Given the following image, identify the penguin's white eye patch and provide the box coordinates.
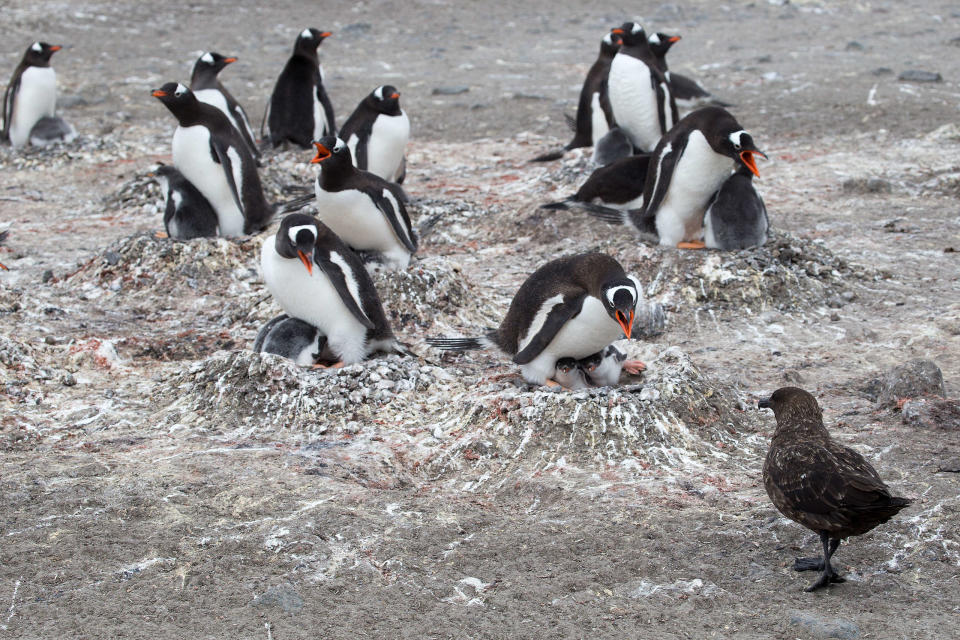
[301,28,313,39]
[631,23,642,34]
[288,224,316,245]
[729,130,745,149]
[374,86,384,100]
[333,138,345,152]
[174,83,188,97]
[606,285,636,307]
[31,42,43,53]
[603,33,613,45]
[201,52,214,64]
[649,33,661,45]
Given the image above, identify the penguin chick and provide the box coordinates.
[553,357,591,390]
[703,164,769,250]
[253,313,338,366]
[760,387,912,592]
[579,344,646,387]
[151,163,220,240]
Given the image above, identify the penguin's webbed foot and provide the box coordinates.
[676,240,706,250]
[311,361,346,369]
[622,359,646,375]
[544,379,562,388]
[154,231,169,239]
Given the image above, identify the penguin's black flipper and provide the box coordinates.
[371,187,417,253]
[513,293,587,365]
[313,247,376,330]
[530,149,565,163]
[208,137,245,215]
[539,199,572,211]
[635,136,686,231]
[1,74,21,142]
[278,193,316,214]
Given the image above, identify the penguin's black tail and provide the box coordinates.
[277,193,315,214]
[564,112,577,133]
[426,334,495,352]
[578,203,629,225]
[539,199,572,211]
[529,148,565,163]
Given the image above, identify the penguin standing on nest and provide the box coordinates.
[2,41,75,148]
[759,387,912,592]
[428,253,644,387]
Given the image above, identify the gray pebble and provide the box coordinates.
[41,269,54,283]
[432,86,470,95]
[898,70,943,83]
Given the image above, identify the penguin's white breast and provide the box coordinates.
[172,125,245,237]
[9,66,57,147]
[520,295,623,361]
[589,92,609,146]
[607,55,659,151]
[314,181,403,253]
[366,111,410,181]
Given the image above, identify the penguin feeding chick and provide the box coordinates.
[339,85,410,183]
[152,82,272,237]
[760,387,912,592]
[260,214,400,365]
[190,52,261,163]
[309,136,417,270]
[703,165,769,250]
[264,28,335,148]
[2,41,75,148]
[428,253,643,386]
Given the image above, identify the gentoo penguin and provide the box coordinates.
[309,135,417,270]
[647,33,730,111]
[428,253,642,386]
[630,106,766,248]
[565,31,620,151]
[253,313,337,366]
[264,28,335,148]
[759,387,912,592]
[190,52,261,163]
[2,42,70,148]
[28,116,75,147]
[151,163,220,240]
[152,82,271,237]
[579,344,646,387]
[339,85,410,183]
[703,165,769,250]
[260,214,399,364]
[553,357,590,391]
[542,153,651,213]
[607,22,678,153]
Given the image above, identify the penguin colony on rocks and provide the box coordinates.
[1,19,912,592]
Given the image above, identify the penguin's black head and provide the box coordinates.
[24,42,62,65]
[151,82,196,108]
[311,136,352,165]
[724,130,767,178]
[151,163,180,180]
[555,357,579,375]
[276,214,324,275]
[611,22,646,47]
[648,32,681,58]
[296,28,332,52]
[578,352,603,374]
[601,32,622,55]
[195,52,237,75]
[369,85,402,116]
[601,278,639,340]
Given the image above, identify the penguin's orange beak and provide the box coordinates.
[224,57,237,64]
[611,28,625,35]
[739,150,767,177]
[321,31,332,38]
[297,250,313,274]
[50,45,62,52]
[311,142,331,163]
[151,89,167,97]
[668,36,681,43]
[390,92,400,99]
[616,310,634,340]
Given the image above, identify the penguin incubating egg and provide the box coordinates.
[309,136,417,270]
[703,165,769,250]
[339,85,410,183]
[264,28,335,148]
[759,387,912,592]
[190,52,260,163]
[260,214,400,365]
[151,164,220,240]
[428,253,643,386]
[152,82,271,237]
[630,106,766,248]
[607,22,678,153]
[253,313,337,366]
[2,41,75,148]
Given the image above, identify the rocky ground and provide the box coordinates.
[2,0,959,638]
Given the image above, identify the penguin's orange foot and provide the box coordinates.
[0,261,8,271]
[154,231,169,239]
[622,359,646,375]
[677,240,705,250]
[544,379,562,388]
[311,361,345,369]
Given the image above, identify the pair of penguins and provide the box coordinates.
[260,217,646,390]
[542,22,769,250]
[2,42,76,148]
[151,28,410,246]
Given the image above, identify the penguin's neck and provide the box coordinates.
[316,158,354,189]
[190,69,219,90]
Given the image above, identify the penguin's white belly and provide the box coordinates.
[173,125,245,237]
[194,89,242,137]
[608,56,660,152]
[366,111,410,181]
[9,67,57,148]
[589,356,623,387]
[589,92,609,146]
[656,131,734,245]
[519,296,624,384]
[260,239,368,361]
[314,182,403,254]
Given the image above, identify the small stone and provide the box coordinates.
[830,312,840,322]
[61,373,77,387]
[872,67,894,76]
[898,70,943,83]
[871,359,945,406]
[41,269,54,283]
[845,41,864,51]
[789,611,861,640]
[432,86,470,96]
[104,251,121,266]
[826,296,844,309]
[252,584,304,614]
[937,458,960,473]
[902,398,960,430]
